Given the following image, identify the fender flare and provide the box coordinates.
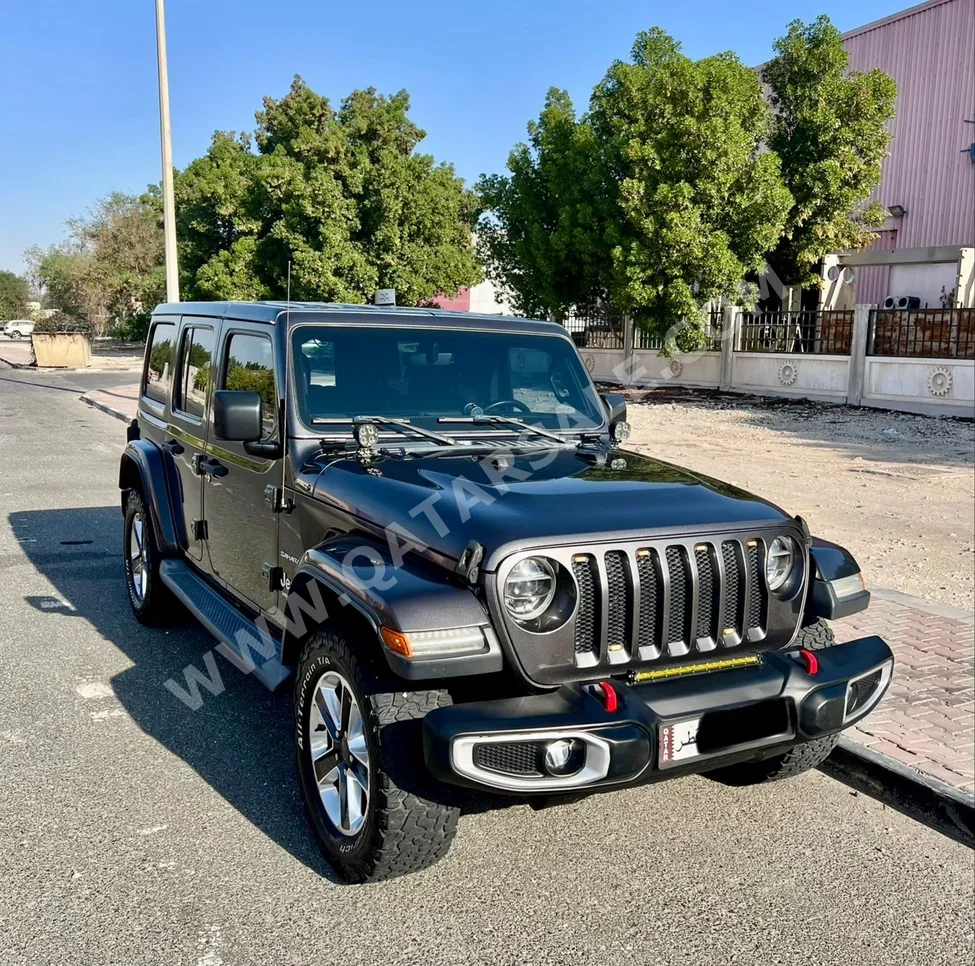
[118,440,183,553]
[806,537,870,621]
[280,535,501,681]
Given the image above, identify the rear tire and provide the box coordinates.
[294,626,459,882]
[707,619,840,786]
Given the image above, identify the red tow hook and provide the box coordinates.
[798,648,820,675]
[594,680,619,713]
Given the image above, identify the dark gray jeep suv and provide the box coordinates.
[119,301,893,882]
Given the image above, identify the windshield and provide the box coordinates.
[291,325,604,433]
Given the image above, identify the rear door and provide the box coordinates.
[202,325,282,613]
[168,319,217,560]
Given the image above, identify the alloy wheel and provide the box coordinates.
[308,670,370,836]
[128,512,148,601]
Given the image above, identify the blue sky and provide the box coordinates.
[0,0,907,273]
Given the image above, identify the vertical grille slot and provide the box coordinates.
[746,542,766,633]
[604,550,632,657]
[636,549,662,658]
[721,540,744,642]
[664,546,690,649]
[694,545,718,642]
[572,555,599,658]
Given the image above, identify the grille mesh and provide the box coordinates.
[636,551,661,651]
[474,742,542,776]
[665,547,688,646]
[605,550,630,653]
[573,556,598,656]
[721,541,743,640]
[695,547,717,641]
[747,544,763,630]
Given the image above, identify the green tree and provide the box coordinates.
[176,77,483,305]
[26,193,165,339]
[0,271,29,322]
[763,16,897,285]
[478,29,792,339]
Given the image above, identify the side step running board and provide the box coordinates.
[159,559,292,691]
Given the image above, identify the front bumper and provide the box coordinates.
[423,635,893,794]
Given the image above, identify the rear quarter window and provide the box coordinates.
[144,322,177,405]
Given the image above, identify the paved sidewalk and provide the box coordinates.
[80,383,975,802]
[835,590,974,796]
[80,383,139,422]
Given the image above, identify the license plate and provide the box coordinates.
[658,717,703,767]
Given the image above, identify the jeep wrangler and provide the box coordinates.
[119,301,893,882]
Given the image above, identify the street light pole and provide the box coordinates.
[154,0,179,303]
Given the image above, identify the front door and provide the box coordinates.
[168,320,216,560]
[202,327,281,614]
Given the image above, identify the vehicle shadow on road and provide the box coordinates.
[10,504,515,882]
[10,505,346,880]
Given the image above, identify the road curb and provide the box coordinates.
[820,736,974,849]
[80,393,132,424]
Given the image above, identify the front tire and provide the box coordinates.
[294,626,459,882]
[707,619,841,786]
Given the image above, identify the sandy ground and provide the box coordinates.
[621,389,975,611]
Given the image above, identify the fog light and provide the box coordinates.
[543,738,585,777]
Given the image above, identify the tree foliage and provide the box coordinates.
[176,77,482,304]
[478,29,792,337]
[26,193,165,338]
[763,17,896,285]
[0,271,29,322]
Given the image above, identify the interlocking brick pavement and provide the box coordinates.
[834,591,975,795]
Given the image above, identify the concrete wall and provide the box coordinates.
[862,357,975,416]
[730,352,851,402]
[887,262,960,308]
[581,306,974,419]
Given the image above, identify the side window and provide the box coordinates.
[144,321,176,405]
[174,326,214,420]
[223,333,276,433]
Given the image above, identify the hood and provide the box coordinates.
[310,446,791,570]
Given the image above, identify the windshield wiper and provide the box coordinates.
[311,415,458,447]
[437,414,566,443]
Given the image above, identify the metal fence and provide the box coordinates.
[562,313,626,349]
[561,308,723,352]
[867,308,975,359]
[738,310,854,355]
[633,308,723,351]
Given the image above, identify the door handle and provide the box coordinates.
[198,457,228,479]
[162,438,184,456]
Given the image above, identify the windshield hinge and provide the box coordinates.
[454,540,484,585]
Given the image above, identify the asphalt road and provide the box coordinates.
[1,361,972,966]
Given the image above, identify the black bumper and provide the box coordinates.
[423,636,893,794]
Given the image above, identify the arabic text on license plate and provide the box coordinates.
[659,717,702,767]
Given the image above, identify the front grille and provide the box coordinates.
[569,537,771,666]
[473,741,543,776]
[573,555,599,657]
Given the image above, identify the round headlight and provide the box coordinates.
[503,557,557,622]
[766,536,796,592]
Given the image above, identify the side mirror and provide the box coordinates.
[212,390,263,443]
[600,392,626,424]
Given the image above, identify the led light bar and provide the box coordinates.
[631,654,761,683]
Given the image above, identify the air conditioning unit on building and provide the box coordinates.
[895,296,920,310]
[883,297,896,309]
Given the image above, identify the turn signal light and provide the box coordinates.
[380,627,412,658]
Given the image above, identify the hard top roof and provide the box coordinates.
[153,300,564,336]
